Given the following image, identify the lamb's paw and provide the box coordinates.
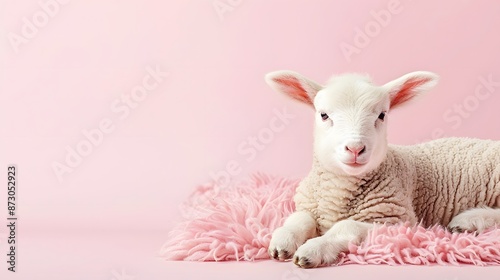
[448,208,500,233]
[268,227,301,261]
[292,237,339,269]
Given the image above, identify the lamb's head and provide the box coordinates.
[265,70,438,177]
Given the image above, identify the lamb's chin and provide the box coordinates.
[340,162,370,176]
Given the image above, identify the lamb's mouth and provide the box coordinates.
[343,162,366,168]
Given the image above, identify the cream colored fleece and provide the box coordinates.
[295,137,500,235]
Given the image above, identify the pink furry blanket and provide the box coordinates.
[160,174,500,265]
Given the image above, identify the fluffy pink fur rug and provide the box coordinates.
[160,174,500,265]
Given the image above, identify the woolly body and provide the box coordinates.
[297,138,500,235]
[265,69,500,268]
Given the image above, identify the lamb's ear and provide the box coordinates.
[383,71,439,109]
[265,70,323,107]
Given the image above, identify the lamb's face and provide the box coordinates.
[265,70,438,177]
[313,76,390,176]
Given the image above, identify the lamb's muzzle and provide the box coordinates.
[344,141,366,164]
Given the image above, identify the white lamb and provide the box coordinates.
[265,70,500,268]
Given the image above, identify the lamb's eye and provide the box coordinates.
[320,112,329,121]
[378,112,386,121]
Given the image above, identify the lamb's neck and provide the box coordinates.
[309,155,367,192]
[300,156,382,233]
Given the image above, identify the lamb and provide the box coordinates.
[264,70,500,268]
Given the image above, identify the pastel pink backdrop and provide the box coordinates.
[1,0,500,279]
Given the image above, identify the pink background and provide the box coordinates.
[1,0,500,279]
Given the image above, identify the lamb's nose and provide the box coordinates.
[345,144,366,156]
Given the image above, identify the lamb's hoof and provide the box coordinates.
[448,226,478,236]
[292,237,340,268]
[293,255,316,269]
[268,227,300,261]
[448,226,465,233]
[268,248,293,260]
[448,208,500,234]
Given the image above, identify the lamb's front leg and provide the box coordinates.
[268,211,317,261]
[293,219,373,268]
